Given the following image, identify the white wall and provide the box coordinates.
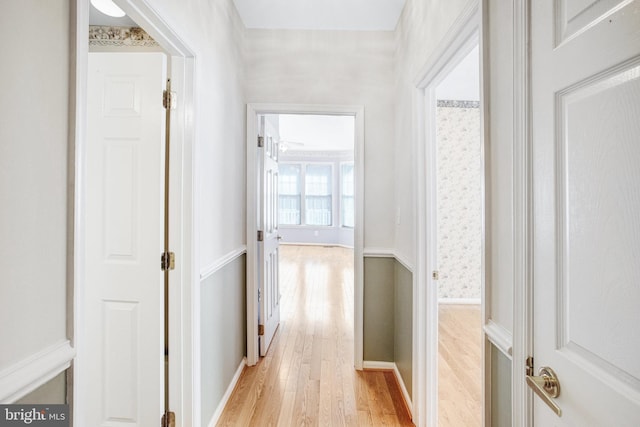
[0,0,70,382]
[244,29,396,249]
[150,0,247,267]
[393,0,473,263]
[394,0,514,340]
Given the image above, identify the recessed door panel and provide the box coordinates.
[558,62,640,388]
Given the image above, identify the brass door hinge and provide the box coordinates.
[161,251,175,271]
[257,230,264,242]
[162,89,176,110]
[258,324,264,336]
[432,270,439,280]
[161,411,175,427]
[526,355,534,377]
[258,136,264,148]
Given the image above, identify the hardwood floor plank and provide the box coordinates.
[216,246,414,426]
[438,304,482,427]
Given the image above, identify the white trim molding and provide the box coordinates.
[207,358,246,427]
[363,248,415,273]
[200,246,247,281]
[484,320,513,358]
[0,341,75,403]
[439,298,481,305]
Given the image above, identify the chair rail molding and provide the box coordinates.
[0,341,75,403]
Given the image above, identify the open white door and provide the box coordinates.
[85,52,166,426]
[530,1,640,425]
[258,115,281,356]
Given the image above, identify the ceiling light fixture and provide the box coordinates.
[91,0,126,18]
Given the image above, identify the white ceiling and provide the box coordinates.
[233,0,407,31]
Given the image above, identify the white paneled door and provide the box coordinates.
[258,116,281,356]
[531,1,640,425]
[86,52,166,426]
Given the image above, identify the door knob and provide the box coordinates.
[526,366,562,416]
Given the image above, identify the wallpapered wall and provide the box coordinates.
[436,101,482,300]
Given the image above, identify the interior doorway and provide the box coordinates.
[433,45,482,426]
[74,1,196,425]
[259,113,356,357]
[412,5,482,424]
[246,104,364,369]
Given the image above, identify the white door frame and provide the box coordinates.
[412,2,481,426]
[73,1,197,425]
[246,103,365,368]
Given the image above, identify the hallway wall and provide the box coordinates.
[0,0,72,403]
[147,1,247,424]
[244,29,396,250]
[393,0,473,262]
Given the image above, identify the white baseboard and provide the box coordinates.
[438,297,481,305]
[0,340,75,403]
[363,361,413,418]
[207,357,247,427]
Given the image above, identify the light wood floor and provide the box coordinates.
[217,245,413,426]
[438,304,482,427]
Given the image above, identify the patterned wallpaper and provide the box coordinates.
[436,102,482,300]
[89,25,158,47]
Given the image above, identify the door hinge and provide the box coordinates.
[432,270,439,280]
[258,136,264,148]
[258,324,264,336]
[161,251,175,271]
[162,89,176,110]
[257,230,264,241]
[161,411,175,427]
[526,355,534,377]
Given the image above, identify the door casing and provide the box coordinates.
[245,104,365,369]
[412,2,483,426]
[72,0,197,425]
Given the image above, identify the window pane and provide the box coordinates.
[279,164,301,225]
[341,164,354,227]
[305,164,332,225]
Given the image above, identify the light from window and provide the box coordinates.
[305,164,332,226]
[341,163,354,228]
[278,164,301,225]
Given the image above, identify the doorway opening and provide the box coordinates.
[434,44,482,427]
[246,104,364,369]
[412,4,482,425]
[74,1,196,425]
[260,113,355,356]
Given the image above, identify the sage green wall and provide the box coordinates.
[394,261,413,398]
[363,256,413,398]
[491,344,512,427]
[200,255,246,426]
[363,257,395,361]
[15,372,66,404]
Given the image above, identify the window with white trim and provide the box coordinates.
[278,164,301,225]
[341,163,354,228]
[304,164,333,226]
